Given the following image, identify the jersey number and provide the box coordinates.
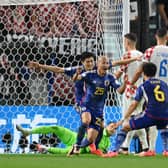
[154,85,165,102]
[94,87,104,95]
[159,59,168,77]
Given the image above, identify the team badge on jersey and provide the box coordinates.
[104,80,110,86]
[81,106,87,111]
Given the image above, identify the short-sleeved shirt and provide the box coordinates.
[134,78,168,120]
[143,45,168,83]
[80,70,121,116]
[64,66,85,104]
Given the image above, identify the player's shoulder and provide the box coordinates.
[145,46,155,53]
[159,79,168,87]
[123,50,142,58]
[130,50,143,55]
[106,72,115,77]
[144,78,164,87]
[65,65,83,71]
[155,45,168,51]
[64,66,85,75]
[143,46,156,59]
[106,72,118,81]
[81,70,96,77]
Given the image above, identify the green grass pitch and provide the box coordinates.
[0,154,168,168]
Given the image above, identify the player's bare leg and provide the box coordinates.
[67,112,91,157]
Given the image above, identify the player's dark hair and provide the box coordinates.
[124,33,137,43]
[156,28,167,38]
[142,62,157,77]
[80,52,96,62]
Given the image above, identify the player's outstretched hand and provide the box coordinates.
[28,61,40,69]
[72,67,83,81]
[135,55,143,61]
[115,120,124,127]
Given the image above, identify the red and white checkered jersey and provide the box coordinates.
[121,50,143,86]
[143,45,168,83]
[121,50,144,115]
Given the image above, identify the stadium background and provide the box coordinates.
[0,0,164,154]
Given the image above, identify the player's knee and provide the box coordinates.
[87,137,94,143]
[82,119,90,125]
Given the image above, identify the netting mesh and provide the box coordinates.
[0,0,129,153]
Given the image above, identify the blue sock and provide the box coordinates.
[95,128,103,149]
[76,123,88,145]
[160,129,168,151]
[80,138,91,148]
[113,130,127,152]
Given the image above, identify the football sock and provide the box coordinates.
[76,123,88,145]
[148,126,157,151]
[95,127,103,149]
[160,129,168,151]
[113,130,127,152]
[80,138,91,148]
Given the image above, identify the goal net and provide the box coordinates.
[0,0,129,153]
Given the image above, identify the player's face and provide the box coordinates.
[97,57,109,74]
[106,123,117,136]
[82,57,95,71]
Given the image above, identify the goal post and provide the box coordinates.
[0,0,129,153]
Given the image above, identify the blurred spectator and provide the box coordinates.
[0,53,31,105]
[49,3,78,37]
[0,2,98,38]
[76,1,98,38]
[28,3,79,37]
[12,5,28,34]
[0,6,13,34]
[28,4,51,37]
[156,0,168,29]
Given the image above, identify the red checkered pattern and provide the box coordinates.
[13,6,27,34]
[77,1,98,37]
[120,51,131,72]
[125,81,137,99]
[144,46,155,61]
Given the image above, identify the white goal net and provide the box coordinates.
[0,0,129,153]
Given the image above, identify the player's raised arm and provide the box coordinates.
[116,74,128,94]
[28,61,65,73]
[72,67,83,81]
[130,62,143,85]
[111,55,142,67]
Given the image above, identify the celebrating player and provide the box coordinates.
[67,56,128,156]
[28,51,141,155]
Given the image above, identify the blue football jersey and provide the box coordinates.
[81,70,121,112]
[64,66,85,104]
[134,78,168,120]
